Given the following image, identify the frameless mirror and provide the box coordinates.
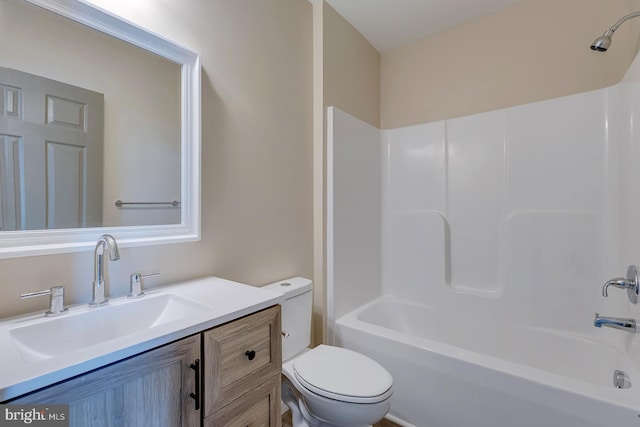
[0,0,200,257]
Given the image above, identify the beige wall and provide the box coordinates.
[0,0,313,318]
[381,0,640,129]
[312,0,325,346]
[323,2,380,128]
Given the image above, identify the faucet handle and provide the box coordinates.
[602,265,639,304]
[128,272,159,298]
[602,277,631,296]
[21,286,68,316]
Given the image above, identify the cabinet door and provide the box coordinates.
[12,335,201,427]
[203,305,281,417]
[204,374,280,427]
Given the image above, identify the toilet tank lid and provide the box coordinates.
[262,277,312,299]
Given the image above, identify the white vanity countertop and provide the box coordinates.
[0,276,284,402]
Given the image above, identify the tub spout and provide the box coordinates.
[594,313,636,333]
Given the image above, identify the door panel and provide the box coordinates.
[46,141,86,228]
[0,133,22,230]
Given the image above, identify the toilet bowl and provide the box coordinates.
[282,345,393,427]
[263,278,393,427]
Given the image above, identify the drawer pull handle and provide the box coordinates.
[245,350,256,361]
[189,359,200,411]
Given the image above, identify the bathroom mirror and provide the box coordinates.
[0,0,201,257]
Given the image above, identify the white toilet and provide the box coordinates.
[263,278,393,427]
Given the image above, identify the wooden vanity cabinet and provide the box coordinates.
[203,305,282,425]
[12,334,201,427]
[204,374,280,426]
[9,305,282,427]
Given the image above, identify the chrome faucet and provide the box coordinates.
[90,234,120,307]
[594,313,637,333]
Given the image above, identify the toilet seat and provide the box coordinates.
[292,345,393,404]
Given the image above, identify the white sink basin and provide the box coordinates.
[9,294,210,363]
[0,276,285,402]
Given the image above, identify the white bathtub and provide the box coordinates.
[334,297,640,427]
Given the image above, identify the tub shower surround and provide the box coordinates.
[327,62,640,425]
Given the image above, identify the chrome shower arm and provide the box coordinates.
[608,11,640,35]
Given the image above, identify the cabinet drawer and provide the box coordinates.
[204,305,281,416]
[204,374,280,427]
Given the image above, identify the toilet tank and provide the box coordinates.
[263,277,312,361]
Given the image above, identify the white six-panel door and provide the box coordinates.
[0,67,104,230]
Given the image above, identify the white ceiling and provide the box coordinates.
[325,0,526,53]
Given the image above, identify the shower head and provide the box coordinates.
[590,33,613,52]
[590,11,640,52]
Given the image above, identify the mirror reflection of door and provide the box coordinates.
[0,67,104,230]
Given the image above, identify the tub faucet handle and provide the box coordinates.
[602,265,639,304]
[602,278,632,296]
